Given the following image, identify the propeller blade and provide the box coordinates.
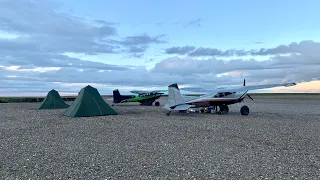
[247,94,254,101]
[243,79,246,86]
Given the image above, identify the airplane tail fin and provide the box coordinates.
[112,89,122,103]
[113,89,136,103]
[167,83,185,106]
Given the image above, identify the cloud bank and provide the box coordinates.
[165,41,320,57]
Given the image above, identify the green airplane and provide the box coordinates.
[112,89,167,106]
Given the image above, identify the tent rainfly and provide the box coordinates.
[38,89,69,109]
[63,85,118,117]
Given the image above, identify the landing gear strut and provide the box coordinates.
[219,105,229,114]
[165,105,250,116]
[140,100,155,106]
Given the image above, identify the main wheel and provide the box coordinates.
[155,101,160,106]
[166,111,171,116]
[240,105,249,115]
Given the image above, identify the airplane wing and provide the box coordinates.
[150,90,168,93]
[224,82,297,92]
[182,95,198,101]
[130,90,149,94]
[181,87,230,93]
[182,82,296,93]
[176,82,297,105]
[130,90,168,95]
[180,87,210,93]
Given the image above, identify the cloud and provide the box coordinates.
[0,0,129,74]
[119,34,166,46]
[115,34,167,54]
[0,0,165,65]
[2,38,320,94]
[150,50,320,89]
[188,48,248,57]
[0,51,131,71]
[151,56,296,76]
[2,46,319,93]
[164,40,320,57]
[0,63,236,95]
[184,18,201,28]
[252,42,264,44]
[0,0,118,54]
[94,19,118,26]
[165,46,196,54]
[250,40,320,56]
[145,58,155,63]
[1,46,319,95]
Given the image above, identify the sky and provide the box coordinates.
[1,0,320,96]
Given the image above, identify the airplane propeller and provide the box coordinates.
[243,79,253,101]
[246,94,254,101]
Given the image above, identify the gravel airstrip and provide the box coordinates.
[1,96,320,179]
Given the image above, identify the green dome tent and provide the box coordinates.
[63,85,118,117]
[38,89,69,109]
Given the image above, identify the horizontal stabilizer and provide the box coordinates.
[173,104,193,110]
[163,104,171,110]
[164,104,193,111]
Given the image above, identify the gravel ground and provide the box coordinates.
[0,97,320,179]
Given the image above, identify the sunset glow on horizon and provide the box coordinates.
[268,80,320,93]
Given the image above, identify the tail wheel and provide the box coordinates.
[155,101,160,106]
[240,105,249,115]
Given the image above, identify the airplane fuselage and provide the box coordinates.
[164,80,297,116]
[113,89,164,106]
[119,94,161,103]
[182,90,248,107]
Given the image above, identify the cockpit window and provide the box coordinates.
[214,92,224,98]
[224,92,233,96]
[214,92,235,98]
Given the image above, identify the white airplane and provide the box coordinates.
[163,79,297,116]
